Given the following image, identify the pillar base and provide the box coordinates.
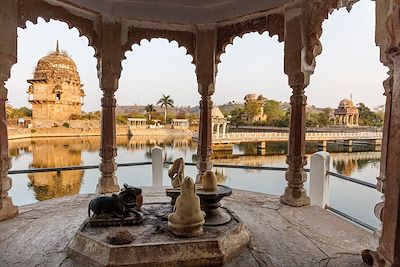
[0,197,18,221]
[280,187,310,207]
[362,249,400,267]
[96,176,119,194]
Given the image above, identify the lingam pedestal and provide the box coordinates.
[166,185,232,226]
[68,203,250,267]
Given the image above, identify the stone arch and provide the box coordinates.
[121,27,195,65]
[305,0,360,67]
[17,0,100,61]
[216,13,284,65]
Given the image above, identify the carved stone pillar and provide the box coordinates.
[96,20,122,193]
[0,82,18,221]
[195,29,216,181]
[0,0,18,220]
[363,2,400,265]
[281,82,310,207]
[372,70,392,248]
[280,4,313,207]
[97,91,119,193]
[370,48,400,267]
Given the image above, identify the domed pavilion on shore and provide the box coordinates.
[334,98,359,126]
[27,42,84,120]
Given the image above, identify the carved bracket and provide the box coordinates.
[305,0,359,67]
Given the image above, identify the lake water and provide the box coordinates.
[7,135,382,229]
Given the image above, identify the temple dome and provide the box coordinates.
[33,43,80,83]
[244,93,264,101]
[338,99,355,108]
[212,106,225,119]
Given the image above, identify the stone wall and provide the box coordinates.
[7,125,129,140]
[32,119,100,130]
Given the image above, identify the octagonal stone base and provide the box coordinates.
[68,203,250,267]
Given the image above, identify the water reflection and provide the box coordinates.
[8,137,380,205]
[27,140,84,200]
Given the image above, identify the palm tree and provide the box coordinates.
[157,94,174,123]
[145,104,156,120]
[6,104,13,119]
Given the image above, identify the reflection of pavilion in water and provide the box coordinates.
[213,143,381,177]
[126,136,195,154]
[25,139,84,200]
[331,152,381,176]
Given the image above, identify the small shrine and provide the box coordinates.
[212,106,229,137]
[68,158,249,266]
[334,99,359,126]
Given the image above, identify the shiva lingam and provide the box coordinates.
[168,176,205,236]
[88,183,143,227]
[166,158,232,226]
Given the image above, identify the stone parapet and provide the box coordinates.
[7,125,129,140]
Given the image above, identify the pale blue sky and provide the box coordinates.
[6,0,387,112]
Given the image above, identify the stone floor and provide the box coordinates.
[0,189,373,267]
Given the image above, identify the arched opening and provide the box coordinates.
[115,38,198,186]
[214,31,290,194]
[308,0,386,228]
[5,18,100,206]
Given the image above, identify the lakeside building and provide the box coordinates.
[212,106,229,137]
[241,93,267,123]
[172,119,190,129]
[127,118,147,129]
[334,99,360,126]
[27,42,84,120]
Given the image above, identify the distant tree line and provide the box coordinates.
[6,106,32,119]
[226,99,384,128]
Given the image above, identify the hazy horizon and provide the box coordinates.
[5,0,387,112]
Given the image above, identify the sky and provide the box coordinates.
[6,0,387,112]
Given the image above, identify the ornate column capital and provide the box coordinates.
[98,19,123,93]
[283,3,315,88]
[289,86,307,106]
[101,94,116,108]
[195,29,217,96]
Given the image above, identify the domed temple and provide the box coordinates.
[334,98,359,126]
[27,42,84,120]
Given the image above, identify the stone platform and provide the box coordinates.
[69,204,249,266]
[0,189,373,266]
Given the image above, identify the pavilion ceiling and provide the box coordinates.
[47,0,293,24]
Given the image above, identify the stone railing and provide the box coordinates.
[211,131,383,143]
[309,151,378,231]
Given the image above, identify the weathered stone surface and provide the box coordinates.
[277,204,373,259]
[0,189,372,267]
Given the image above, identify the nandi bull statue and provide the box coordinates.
[88,184,143,226]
